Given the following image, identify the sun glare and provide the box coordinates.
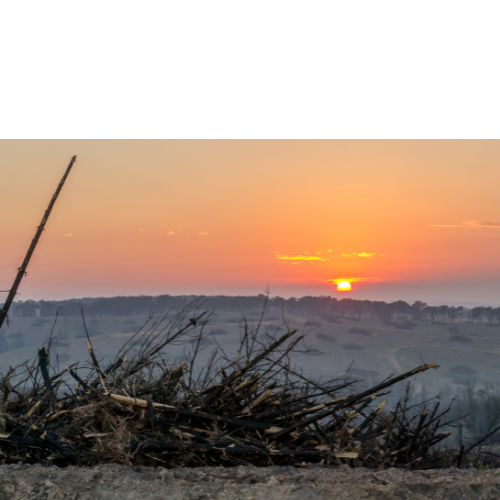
[337,280,352,292]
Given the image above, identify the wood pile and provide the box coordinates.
[0,306,475,469]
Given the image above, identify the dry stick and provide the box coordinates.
[0,155,77,330]
[351,398,388,438]
[130,440,332,458]
[67,367,100,397]
[407,411,429,456]
[271,362,437,440]
[240,385,277,415]
[456,443,465,468]
[218,375,262,401]
[108,393,279,432]
[134,369,175,397]
[38,347,53,392]
[464,422,500,455]
[120,311,208,380]
[80,307,101,371]
[275,360,359,401]
[203,328,299,405]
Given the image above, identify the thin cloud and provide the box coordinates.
[275,253,330,261]
[167,230,175,235]
[329,277,371,284]
[341,252,377,258]
[428,224,461,228]
[465,221,500,228]
[64,233,73,237]
[198,231,209,235]
[327,277,389,284]
[429,221,500,228]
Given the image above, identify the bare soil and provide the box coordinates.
[1,464,500,499]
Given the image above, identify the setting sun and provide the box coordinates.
[337,280,352,292]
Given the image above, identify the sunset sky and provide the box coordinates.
[2,140,500,305]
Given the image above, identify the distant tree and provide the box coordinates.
[471,307,485,322]
[436,305,449,322]
[270,296,286,312]
[484,307,496,324]
[396,301,412,320]
[411,301,427,321]
[447,306,464,323]
[424,306,438,322]
[15,300,38,317]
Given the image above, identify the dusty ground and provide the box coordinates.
[1,464,500,499]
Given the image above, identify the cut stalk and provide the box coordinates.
[0,156,76,330]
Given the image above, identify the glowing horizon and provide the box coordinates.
[2,140,500,304]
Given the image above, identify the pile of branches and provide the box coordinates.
[0,303,477,469]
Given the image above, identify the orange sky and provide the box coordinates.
[2,140,500,304]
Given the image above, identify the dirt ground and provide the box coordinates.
[1,464,500,500]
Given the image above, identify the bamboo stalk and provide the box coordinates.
[0,156,77,330]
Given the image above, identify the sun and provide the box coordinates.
[337,280,352,292]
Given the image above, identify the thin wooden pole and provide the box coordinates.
[0,155,77,330]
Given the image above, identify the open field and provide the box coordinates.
[2,311,500,398]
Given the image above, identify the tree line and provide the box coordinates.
[2,295,500,325]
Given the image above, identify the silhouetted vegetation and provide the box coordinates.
[343,343,364,350]
[349,328,371,336]
[450,335,472,343]
[316,332,336,343]
[325,316,342,324]
[304,320,323,327]
[5,296,500,331]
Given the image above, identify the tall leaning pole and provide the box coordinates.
[0,155,77,330]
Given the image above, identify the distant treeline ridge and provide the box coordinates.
[2,295,500,324]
